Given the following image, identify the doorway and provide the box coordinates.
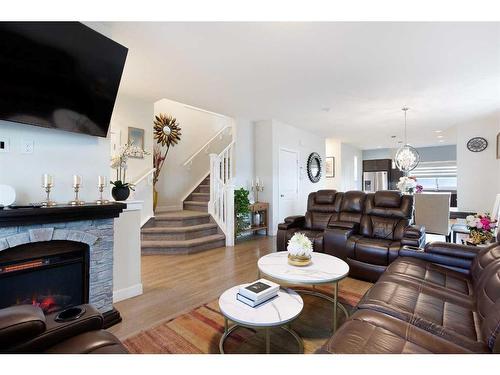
[278,148,299,225]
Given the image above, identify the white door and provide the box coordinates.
[279,148,299,223]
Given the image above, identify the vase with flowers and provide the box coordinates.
[397,176,422,195]
[465,213,497,245]
[287,232,314,266]
[110,142,148,201]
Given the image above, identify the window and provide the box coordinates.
[411,161,457,191]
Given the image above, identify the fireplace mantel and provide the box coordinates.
[0,203,126,227]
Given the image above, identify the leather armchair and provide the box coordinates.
[324,191,425,282]
[277,190,341,252]
[0,304,127,354]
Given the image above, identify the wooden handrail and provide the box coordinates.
[182,125,232,167]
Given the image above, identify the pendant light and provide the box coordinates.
[394,107,420,175]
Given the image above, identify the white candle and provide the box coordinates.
[256,177,260,186]
[98,176,106,186]
[73,175,82,187]
[42,174,53,187]
[251,179,254,188]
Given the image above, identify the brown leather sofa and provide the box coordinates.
[277,190,425,282]
[320,238,500,353]
[0,304,128,353]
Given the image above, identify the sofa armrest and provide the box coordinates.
[323,227,356,260]
[327,221,359,231]
[401,225,426,248]
[424,242,482,260]
[278,215,305,230]
[8,304,104,353]
[0,305,46,352]
[399,245,474,273]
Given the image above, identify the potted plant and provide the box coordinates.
[153,114,182,211]
[465,213,497,246]
[110,142,148,201]
[234,188,251,238]
[287,232,313,266]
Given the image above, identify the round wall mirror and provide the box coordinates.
[307,152,322,183]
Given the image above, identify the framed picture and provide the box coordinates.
[128,127,145,158]
[497,133,500,159]
[325,156,335,178]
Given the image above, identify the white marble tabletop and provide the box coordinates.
[219,285,303,327]
[258,252,349,284]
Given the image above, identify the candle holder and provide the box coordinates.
[69,184,85,206]
[252,181,264,203]
[41,185,57,207]
[96,184,109,205]
[41,174,57,207]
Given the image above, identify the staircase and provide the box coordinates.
[141,175,226,255]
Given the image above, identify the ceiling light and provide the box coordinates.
[321,107,331,112]
[394,107,420,175]
[438,140,445,143]
[434,130,443,133]
[437,135,444,138]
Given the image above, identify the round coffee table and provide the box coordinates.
[257,252,349,332]
[218,285,304,354]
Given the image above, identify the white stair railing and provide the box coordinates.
[209,141,235,246]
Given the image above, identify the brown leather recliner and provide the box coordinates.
[324,191,425,282]
[320,239,500,354]
[0,304,128,354]
[277,190,342,253]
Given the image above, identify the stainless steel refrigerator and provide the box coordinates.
[363,171,388,192]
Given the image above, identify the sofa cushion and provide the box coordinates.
[385,257,473,296]
[357,279,485,352]
[318,310,478,354]
[346,236,400,266]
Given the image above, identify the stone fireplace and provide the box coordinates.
[0,204,125,327]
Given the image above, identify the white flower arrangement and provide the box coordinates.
[287,232,313,257]
[397,176,417,193]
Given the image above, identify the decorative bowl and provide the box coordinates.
[288,254,312,266]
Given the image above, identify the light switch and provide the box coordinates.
[0,138,9,153]
[21,139,34,154]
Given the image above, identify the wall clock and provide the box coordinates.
[467,137,488,152]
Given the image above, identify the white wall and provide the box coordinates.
[109,93,154,224]
[325,138,342,190]
[254,119,326,235]
[0,120,109,204]
[341,143,363,191]
[456,114,500,212]
[233,118,254,190]
[154,99,233,210]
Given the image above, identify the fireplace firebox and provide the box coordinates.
[0,240,89,314]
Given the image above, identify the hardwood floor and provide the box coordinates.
[109,236,276,340]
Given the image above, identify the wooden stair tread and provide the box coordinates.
[141,234,225,248]
[154,210,210,220]
[184,201,208,206]
[142,223,217,233]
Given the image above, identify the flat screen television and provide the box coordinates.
[0,22,128,137]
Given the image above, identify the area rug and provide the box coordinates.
[123,279,370,354]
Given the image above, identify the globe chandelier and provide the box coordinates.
[394,107,420,175]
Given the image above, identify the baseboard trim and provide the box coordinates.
[113,283,143,303]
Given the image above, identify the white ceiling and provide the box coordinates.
[94,22,500,149]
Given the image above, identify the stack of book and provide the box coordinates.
[237,279,280,307]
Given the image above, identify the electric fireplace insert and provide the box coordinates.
[0,240,89,314]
